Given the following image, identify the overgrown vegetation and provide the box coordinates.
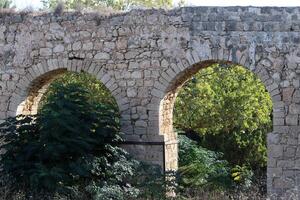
[0,0,11,8]
[39,71,118,110]
[0,81,137,199]
[0,64,270,199]
[42,0,173,10]
[176,136,266,199]
[173,64,271,198]
[174,64,272,170]
[0,73,168,199]
[178,135,232,190]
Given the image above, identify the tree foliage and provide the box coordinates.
[0,72,170,199]
[174,64,272,169]
[0,80,137,199]
[178,135,232,190]
[42,0,173,10]
[39,71,117,111]
[0,0,11,8]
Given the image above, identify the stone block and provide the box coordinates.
[282,87,295,103]
[273,177,294,189]
[131,71,142,79]
[125,51,139,59]
[268,167,282,178]
[295,159,300,169]
[293,90,300,103]
[53,44,64,53]
[286,114,298,126]
[82,42,93,50]
[284,146,297,158]
[39,48,52,56]
[289,104,300,115]
[135,120,147,127]
[127,87,137,97]
[277,160,295,168]
[151,88,164,98]
[94,52,110,60]
[273,117,285,126]
[268,132,281,144]
[72,41,82,51]
[269,144,283,158]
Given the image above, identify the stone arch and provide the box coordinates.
[149,51,281,171]
[15,68,66,115]
[7,58,129,118]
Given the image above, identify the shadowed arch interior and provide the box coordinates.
[16,69,67,115]
[15,68,120,117]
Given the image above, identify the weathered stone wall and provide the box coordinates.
[1,6,300,198]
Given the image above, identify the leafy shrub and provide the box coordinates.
[43,0,173,10]
[174,64,272,169]
[231,165,254,189]
[178,135,232,190]
[176,136,267,199]
[0,0,11,8]
[39,71,118,110]
[0,116,168,200]
[0,72,171,199]
[0,81,138,199]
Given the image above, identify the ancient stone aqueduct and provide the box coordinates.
[0,6,300,198]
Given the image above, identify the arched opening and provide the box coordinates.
[16,69,67,115]
[1,65,140,199]
[159,59,274,197]
[15,69,118,117]
[8,59,128,121]
[160,60,220,143]
[159,60,232,170]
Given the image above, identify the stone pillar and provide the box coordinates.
[165,140,178,170]
[121,142,165,168]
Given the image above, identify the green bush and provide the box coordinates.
[0,0,11,8]
[0,110,168,199]
[174,64,272,169]
[0,81,138,199]
[178,135,232,190]
[43,0,173,10]
[176,136,261,198]
[0,72,171,199]
[39,71,118,110]
[231,165,254,189]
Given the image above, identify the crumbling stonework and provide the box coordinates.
[0,6,300,198]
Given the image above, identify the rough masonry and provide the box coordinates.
[0,6,300,198]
